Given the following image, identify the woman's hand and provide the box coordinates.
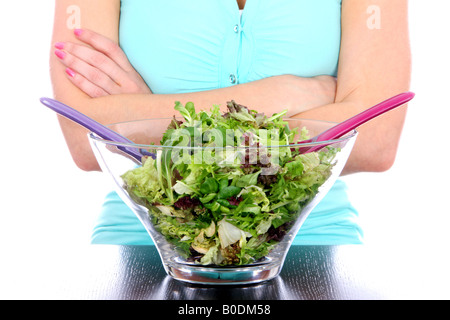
[54,28,151,98]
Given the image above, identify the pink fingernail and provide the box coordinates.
[65,68,75,78]
[74,28,83,37]
[54,42,65,50]
[55,49,66,60]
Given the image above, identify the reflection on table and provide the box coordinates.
[27,244,447,300]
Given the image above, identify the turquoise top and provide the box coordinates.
[91,0,363,246]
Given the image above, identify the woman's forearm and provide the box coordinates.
[293,97,408,175]
[57,75,336,171]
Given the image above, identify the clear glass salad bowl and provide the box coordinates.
[88,115,357,285]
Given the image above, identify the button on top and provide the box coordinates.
[229,74,237,84]
[233,24,239,33]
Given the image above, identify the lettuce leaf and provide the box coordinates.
[121,101,338,265]
[121,157,164,204]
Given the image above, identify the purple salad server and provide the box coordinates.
[298,91,415,154]
[39,97,155,163]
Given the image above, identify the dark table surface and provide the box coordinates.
[9,243,447,300]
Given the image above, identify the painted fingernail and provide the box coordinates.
[65,68,75,78]
[55,49,66,60]
[54,42,65,50]
[74,28,83,37]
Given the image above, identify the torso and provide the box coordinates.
[94,0,364,247]
[119,0,342,94]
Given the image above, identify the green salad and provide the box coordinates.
[121,101,338,266]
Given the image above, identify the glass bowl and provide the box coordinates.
[88,117,357,285]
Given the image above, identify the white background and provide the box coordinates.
[0,1,449,298]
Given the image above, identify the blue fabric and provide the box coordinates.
[91,0,363,245]
[119,0,342,93]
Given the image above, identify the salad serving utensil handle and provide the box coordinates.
[300,91,415,153]
[39,97,152,162]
